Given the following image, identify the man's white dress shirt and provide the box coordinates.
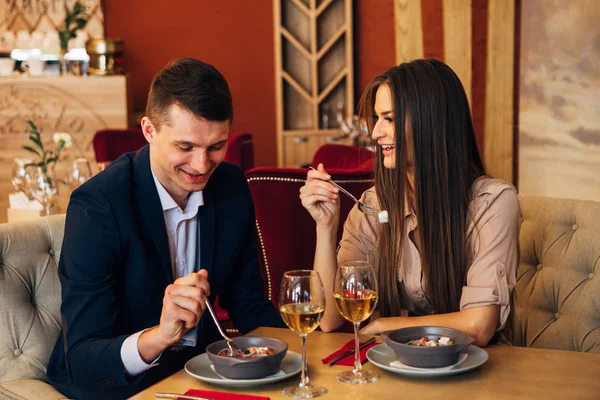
[120,169,204,375]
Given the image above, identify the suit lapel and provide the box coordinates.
[198,186,216,286]
[133,146,173,284]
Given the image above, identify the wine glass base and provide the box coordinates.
[283,384,328,398]
[336,369,380,384]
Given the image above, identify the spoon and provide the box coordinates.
[204,300,239,357]
[307,165,388,223]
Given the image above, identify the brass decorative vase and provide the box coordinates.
[86,38,124,75]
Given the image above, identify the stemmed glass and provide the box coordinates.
[333,261,379,384]
[28,167,59,216]
[279,270,327,398]
[67,157,93,189]
[11,158,33,197]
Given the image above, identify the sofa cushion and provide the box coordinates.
[0,215,65,383]
[0,378,66,400]
[514,196,600,352]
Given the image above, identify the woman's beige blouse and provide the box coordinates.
[337,176,520,329]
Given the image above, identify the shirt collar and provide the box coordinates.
[151,168,204,213]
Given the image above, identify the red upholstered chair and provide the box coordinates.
[312,143,375,172]
[247,167,374,332]
[93,128,146,163]
[224,133,254,172]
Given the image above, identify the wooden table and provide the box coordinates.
[130,327,600,400]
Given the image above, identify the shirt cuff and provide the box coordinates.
[180,326,198,347]
[120,329,161,376]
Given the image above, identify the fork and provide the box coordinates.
[204,300,239,357]
[308,166,380,218]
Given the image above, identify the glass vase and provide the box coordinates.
[59,48,68,76]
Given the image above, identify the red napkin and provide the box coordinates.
[181,389,269,400]
[320,339,379,366]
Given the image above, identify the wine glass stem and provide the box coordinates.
[299,333,309,388]
[44,202,51,216]
[353,322,361,373]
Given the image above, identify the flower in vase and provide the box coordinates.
[23,120,69,187]
[53,132,73,148]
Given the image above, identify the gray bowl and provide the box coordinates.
[205,337,288,379]
[381,326,474,368]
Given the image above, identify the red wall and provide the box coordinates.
[354,0,396,95]
[104,0,278,166]
[105,1,399,167]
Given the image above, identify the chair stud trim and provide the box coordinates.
[248,177,305,183]
[247,176,373,184]
[254,219,272,301]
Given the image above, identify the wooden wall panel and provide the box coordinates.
[443,0,472,105]
[484,0,515,183]
[392,0,515,183]
[394,0,424,63]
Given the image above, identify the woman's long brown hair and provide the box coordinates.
[359,59,486,317]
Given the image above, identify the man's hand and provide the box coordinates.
[138,270,210,363]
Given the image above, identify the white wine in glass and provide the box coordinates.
[280,303,324,334]
[279,270,327,398]
[333,261,379,384]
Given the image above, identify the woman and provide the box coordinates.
[300,59,519,347]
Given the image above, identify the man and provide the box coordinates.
[47,58,284,399]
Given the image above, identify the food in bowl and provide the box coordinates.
[217,346,274,358]
[406,336,454,347]
[381,326,474,368]
[206,337,288,379]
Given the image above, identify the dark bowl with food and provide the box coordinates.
[381,326,475,368]
[205,337,288,379]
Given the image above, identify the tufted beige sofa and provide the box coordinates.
[513,196,600,352]
[0,215,67,400]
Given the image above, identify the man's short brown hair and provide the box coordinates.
[145,58,233,130]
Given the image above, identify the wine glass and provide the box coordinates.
[333,260,379,384]
[68,157,93,189]
[11,158,33,197]
[28,167,59,216]
[279,270,327,398]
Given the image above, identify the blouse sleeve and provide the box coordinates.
[337,188,380,267]
[460,183,520,330]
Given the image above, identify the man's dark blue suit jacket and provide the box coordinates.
[47,145,284,399]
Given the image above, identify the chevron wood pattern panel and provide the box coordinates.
[0,0,104,40]
[274,0,354,167]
